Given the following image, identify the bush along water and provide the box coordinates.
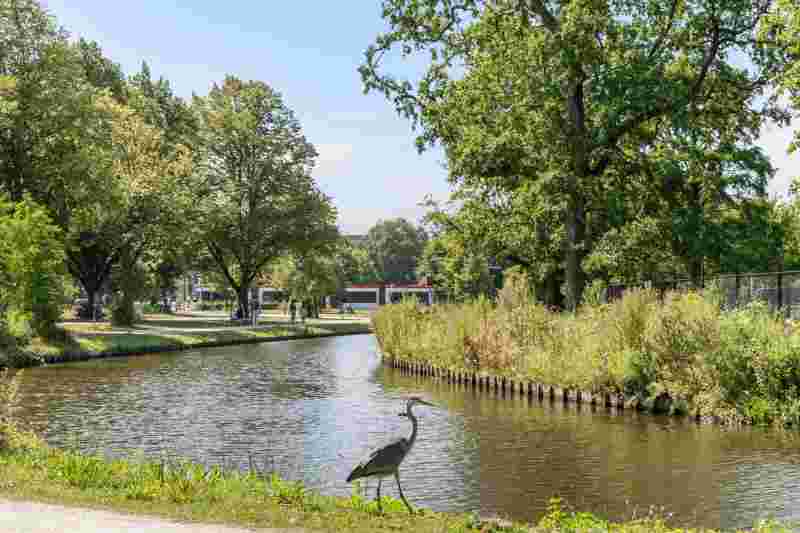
[372,280,800,427]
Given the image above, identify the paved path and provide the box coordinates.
[0,499,304,533]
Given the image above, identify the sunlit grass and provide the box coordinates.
[0,431,793,532]
[17,320,372,364]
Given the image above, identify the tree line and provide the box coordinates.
[3,0,800,351]
[0,0,350,346]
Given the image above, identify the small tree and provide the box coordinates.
[267,253,338,318]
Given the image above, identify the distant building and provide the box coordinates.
[343,281,435,310]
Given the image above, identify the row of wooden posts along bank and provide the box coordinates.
[385,357,702,421]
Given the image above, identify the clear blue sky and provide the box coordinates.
[43,1,797,234]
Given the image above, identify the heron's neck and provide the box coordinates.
[407,408,418,447]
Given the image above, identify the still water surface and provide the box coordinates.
[13,335,800,529]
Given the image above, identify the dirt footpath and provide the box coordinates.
[0,499,304,533]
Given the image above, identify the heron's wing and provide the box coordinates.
[346,438,408,481]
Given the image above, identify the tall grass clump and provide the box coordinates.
[712,301,800,425]
[373,282,800,426]
[1,369,43,452]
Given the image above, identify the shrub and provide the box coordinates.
[711,301,800,424]
[0,195,68,338]
[142,302,161,314]
[643,292,720,412]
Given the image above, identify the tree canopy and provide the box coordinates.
[362,0,797,308]
[365,218,427,283]
[191,76,338,317]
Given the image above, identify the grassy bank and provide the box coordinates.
[0,370,793,532]
[7,317,372,367]
[373,284,800,426]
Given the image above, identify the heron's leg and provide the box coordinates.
[394,471,413,514]
[376,478,382,513]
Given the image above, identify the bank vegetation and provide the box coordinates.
[374,272,800,427]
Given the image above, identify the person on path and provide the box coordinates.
[289,300,296,323]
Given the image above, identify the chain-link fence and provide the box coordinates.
[607,271,800,319]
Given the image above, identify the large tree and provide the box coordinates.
[192,76,337,318]
[0,0,97,205]
[0,1,181,323]
[361,0,793,309]
[64,94,192,321]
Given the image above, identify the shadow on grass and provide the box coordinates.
[307,322,373,334]
[134,319,259,329]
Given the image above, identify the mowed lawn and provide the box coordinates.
[23,312,373,360]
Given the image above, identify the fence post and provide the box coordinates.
[777,271,783,314]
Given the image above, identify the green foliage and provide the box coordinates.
[374,288,800,425]
[418,223,492,301]
[110,250,148,327]
[532,496,797,532]
[267,253,338,305]
[191,76,337,318]
[335,240,379,285]
[362,0,795,309]
[0,195,68,338]
[365,218,427,283]
[581,279,607,308]
[710,302,800,425]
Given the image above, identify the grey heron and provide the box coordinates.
[346,397,436,513]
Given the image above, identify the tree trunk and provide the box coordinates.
[112,249,141,327]
[565,74,588,312]
[564,191,586,311]
[537,269,563,309]
[84,283,98,321]
[236,284,250,319]
[688,256,703,290]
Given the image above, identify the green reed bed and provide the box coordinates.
[373,278,800,426]
[0,370,794,532]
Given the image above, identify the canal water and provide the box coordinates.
[11,335,800,529]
